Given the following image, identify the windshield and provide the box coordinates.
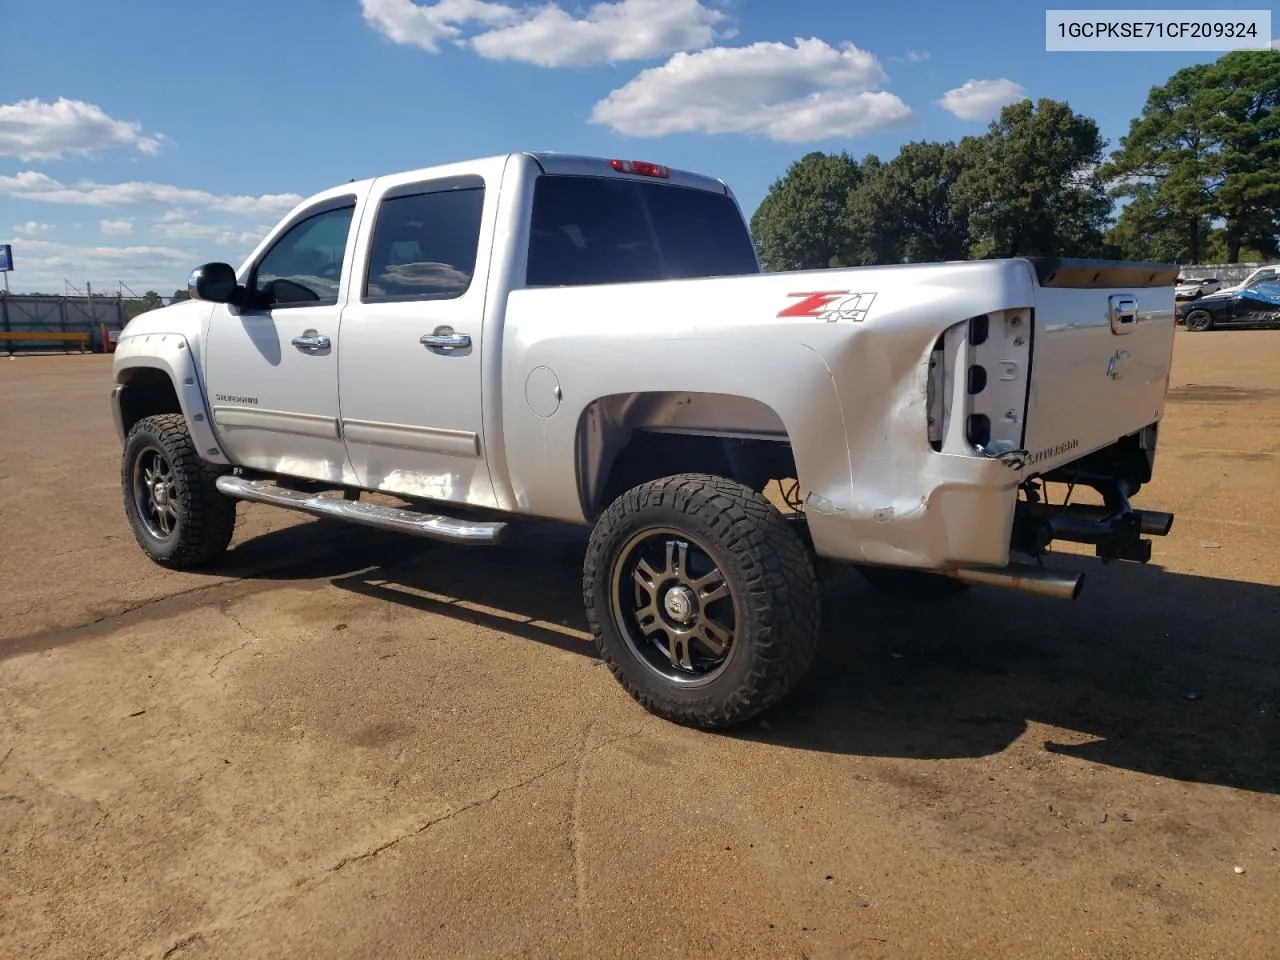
[526,174,760,287]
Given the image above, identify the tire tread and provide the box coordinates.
[122,413,236,569]
[583,473,820,729]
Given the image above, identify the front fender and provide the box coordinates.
[111,332,229,464]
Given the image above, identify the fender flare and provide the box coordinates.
[111,332,229,464]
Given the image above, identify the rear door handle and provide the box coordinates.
[420,332,471,350]
[291,335,330,351]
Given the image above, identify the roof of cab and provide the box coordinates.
[523,152,729,195]
[317,151,730,205]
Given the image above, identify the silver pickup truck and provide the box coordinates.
[111,151,1178,729]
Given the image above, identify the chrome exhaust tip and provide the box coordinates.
[1137,510,1174,537]
[945,562,1085,601]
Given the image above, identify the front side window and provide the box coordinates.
[364,186,485,301]
[252,204,355,308]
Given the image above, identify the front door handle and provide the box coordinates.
[291,335,330,351]
[420,332,471,350]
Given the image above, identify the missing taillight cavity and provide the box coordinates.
[927,334,946,450]
[967,414,991,448]
[967,364,987,395]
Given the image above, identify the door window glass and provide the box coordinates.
[253,204,355,307]
[365,187,485,301]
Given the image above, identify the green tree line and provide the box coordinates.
[750,49,1280,270]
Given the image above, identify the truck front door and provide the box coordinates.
[203,193,363,484]
[336,165,500,506]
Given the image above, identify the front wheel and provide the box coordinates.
[122,414,237,569]
[583,473,821,729]
[1185,309,1213,332]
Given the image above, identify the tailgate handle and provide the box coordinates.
[1109,296,1137,335]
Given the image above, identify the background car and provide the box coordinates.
[1177,278,1280,331]
[1214,264,1279,296]
[1175,276,1222,300]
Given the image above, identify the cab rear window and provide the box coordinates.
[526,175,759,287]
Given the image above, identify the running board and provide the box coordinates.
[215,476,508,545]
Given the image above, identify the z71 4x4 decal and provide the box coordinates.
[778,290,878,322]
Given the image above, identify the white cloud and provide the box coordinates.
[0,236,193,293]
[589,38,914,142]
[14,221,50,235]
[899,49,930,63]
[0,98,163,161]
[361,0,521,53]
[363,0,727,66]
[470,0,727,67]
[937,78,1028,121]
[2,238,189,265]
[155,220,270,247]
[1271,37,1279,48]
[100,218,134,236]
[0,171,302,216]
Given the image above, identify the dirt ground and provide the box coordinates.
[1,331,1278,960]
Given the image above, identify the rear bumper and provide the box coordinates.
[807,429,1174,573]
[805,453,1022,569]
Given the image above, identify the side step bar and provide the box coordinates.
[944,562,1084,601]
[215,476,509,545]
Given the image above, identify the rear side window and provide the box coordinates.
[365,185,485,301]
[526,175,759,287]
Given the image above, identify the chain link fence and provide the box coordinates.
[0,294,144,354]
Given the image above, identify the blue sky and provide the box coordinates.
[1,0,1273,293]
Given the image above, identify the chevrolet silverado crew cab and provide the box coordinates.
[111,152,1179,729]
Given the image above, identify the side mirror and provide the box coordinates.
[188,262,240,304]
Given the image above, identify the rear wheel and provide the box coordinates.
[1185,309,1213,332]
[122,414,237,569]
[583,473,821,729]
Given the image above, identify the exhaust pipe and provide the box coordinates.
[945,561,1085,601]
[1138,510,1174,537]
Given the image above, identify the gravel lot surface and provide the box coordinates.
[2,332,1277,959]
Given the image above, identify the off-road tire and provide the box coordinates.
[855,564,970,600]
[122,413,237,569]
[583,473,821,729]
[1185,309,1213,332]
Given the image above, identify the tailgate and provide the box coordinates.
[1019,259,1178,473]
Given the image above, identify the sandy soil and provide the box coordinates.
[1,331,1277,960]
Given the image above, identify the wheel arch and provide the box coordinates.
[574,391,799,520]
[111,334,229,464]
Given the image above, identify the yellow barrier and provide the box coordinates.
[0,331,91,353]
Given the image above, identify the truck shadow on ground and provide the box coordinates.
[227,517,1280,796]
